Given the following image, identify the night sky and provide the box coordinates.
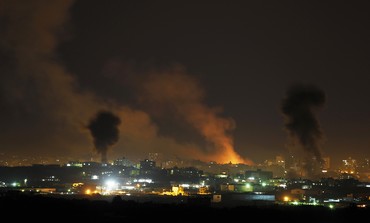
[1,0,369,166]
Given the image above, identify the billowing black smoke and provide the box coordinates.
[88,111,121,163]
[281,84,326,175]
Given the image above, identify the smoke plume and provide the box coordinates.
[88,111,121,163]
[281,83,326,176]
[139,67,251,164]
[0,1,250,164]
[0,0,102,157]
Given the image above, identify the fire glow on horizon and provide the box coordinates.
[0,0,253,165]
[206,142,253,165]
[140,69,253,165]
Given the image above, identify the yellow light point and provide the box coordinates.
[283,196,290,202]
[85,189,91,195]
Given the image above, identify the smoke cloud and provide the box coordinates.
[0,1,217,164]
[0,0,253,166]
[139,67,251,164]
[0,0,102,157]
[88,111,121,163]
[281,83,326,176]
[112,107,204,162]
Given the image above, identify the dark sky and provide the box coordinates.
[1,0,369,166]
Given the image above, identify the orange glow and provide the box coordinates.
[181,137,254,165]
[220,143,252,164]
[284,196,290,202]
[85,189,91,195]
[206,139,253,165]
[141,70,254,165]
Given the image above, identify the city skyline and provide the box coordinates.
[1,1,369,168]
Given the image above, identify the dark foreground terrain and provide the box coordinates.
[1,193,369,222]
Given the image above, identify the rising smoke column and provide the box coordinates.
[0,0,219,162]
[139,67,252,164]
[88,111,121,163]
[281,84,326,175]
[0,0,103,156]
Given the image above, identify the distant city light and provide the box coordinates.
[121,186,135,190]
[134,179,153,183]
[105,180,118,191]
[283,196,290,202]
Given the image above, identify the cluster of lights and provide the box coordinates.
[134,178,153,183]
[105,180,119,190]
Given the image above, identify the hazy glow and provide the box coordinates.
[141,70,253,165]
[134,179,152,183]
[105,180,118,191]
[208,143,253,164]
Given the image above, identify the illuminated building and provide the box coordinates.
[322,157,330,170]
[245,169,273,182]
[66,161,83,167]
[140,159,155,169]
[340,157,357,175]
[139,159,156,175]
[148,153,160,161]
[276,155,285,167]
[113,157,133,167]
